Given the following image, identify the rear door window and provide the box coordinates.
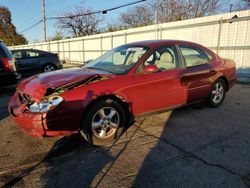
[179,46,209,67]
[24,51,40,59]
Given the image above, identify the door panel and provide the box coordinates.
[131,45,189,115]
[20,58,42,71]
[179,45,216,103]
[16,51,42,73]
[132,68,187,115]
[181,64,216,103]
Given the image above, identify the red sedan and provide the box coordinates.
[8,40,236,145]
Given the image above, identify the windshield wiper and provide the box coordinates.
[84,67,114,74]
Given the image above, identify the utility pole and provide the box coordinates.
[42,0,47,42]
[145,1,158,39]
[154,7,158,39]
[230,4,234,13]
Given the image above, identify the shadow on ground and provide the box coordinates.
[0,84,16,121]
[2,120,140,187]
[132,103,250,187]
[2,133,94,187]
[2,85,250,187]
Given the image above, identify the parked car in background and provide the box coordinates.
[9,40,236,146]
[11,49,63,76]
[0,41,20,86]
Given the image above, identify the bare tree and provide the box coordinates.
[244,0,250,8]
[106,22,125,32]
[236,0,250,10]
[48,31,64,41]
[154,0,187,22]
[119,4,154,28]
[56,7,101,37]
[118,0,222,30]
[184,0,222,18]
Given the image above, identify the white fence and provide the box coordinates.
[11,10,250,80]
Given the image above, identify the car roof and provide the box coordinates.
[126,40,216,56]
[11,49,41,52]
[125,40,205,48]
[11,49,51,54]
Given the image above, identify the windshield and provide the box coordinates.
[84,45,149,74]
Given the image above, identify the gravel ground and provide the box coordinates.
[0,84,250,188]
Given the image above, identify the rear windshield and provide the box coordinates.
[0,42,12,58]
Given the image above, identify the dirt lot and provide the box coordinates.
[0,84,250,188]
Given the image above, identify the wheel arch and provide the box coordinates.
[83,94,134,124]
[42,63,56,70]
[218,76,229,91]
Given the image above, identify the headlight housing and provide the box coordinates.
[28,96,64,113]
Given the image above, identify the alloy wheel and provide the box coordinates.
[212,82,224,104]
[44,65,55,72]
[91,107,120,139]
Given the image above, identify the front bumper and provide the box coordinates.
[8,93,76,137]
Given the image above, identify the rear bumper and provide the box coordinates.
[8,93,77,137]
[57,62,63,69]
[229,76,237,89]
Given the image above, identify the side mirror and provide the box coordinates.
[144,64,158,74]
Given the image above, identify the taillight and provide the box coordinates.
[1,58,14,71]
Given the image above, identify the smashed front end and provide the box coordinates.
[8,73,112,137]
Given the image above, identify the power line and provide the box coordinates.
[19,0,146,33]
[20,20,43,33]
[46,0,66,6]
[47,0,146,20]
[46,0,83,17]
[19,0,82,31]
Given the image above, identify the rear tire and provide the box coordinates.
[206,79,226,108]
[43,64,56,72]
[80,99,126,146]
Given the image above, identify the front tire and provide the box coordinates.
[80,99,126,146]
[206,79,226,108]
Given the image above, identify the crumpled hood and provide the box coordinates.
[17,68,113,102]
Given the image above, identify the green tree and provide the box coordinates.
[0,6,27,46]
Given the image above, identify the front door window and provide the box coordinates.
[140,45,179,74]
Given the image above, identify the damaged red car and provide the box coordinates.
[8,40,236,145]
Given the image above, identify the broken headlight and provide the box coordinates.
[28,96,64,113]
